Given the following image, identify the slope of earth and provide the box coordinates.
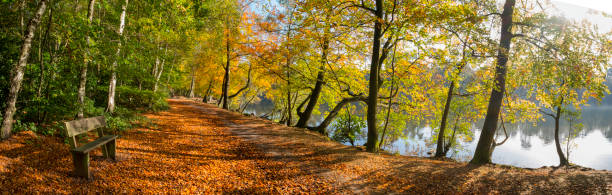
[1,99,610,194]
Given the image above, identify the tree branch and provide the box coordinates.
[539,109,556,118]
[228,64,252,99]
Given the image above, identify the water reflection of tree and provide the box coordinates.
[580,107,612,141]
[402,125,424,140]
[500,107,612,146]
[246,96,612,144]
[520,132,532,149]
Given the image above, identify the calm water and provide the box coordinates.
[244,102,612,170]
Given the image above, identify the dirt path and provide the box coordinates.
[1,99,611,194]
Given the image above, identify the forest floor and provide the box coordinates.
[1,99,611,194]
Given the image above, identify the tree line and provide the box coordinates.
[0,0,210,139]
[1,0,611,167]
[192,0,611,166]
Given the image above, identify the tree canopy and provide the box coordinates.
[1,0,611,169]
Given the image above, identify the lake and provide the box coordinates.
[244,101,612,170]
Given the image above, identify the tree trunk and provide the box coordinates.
[469,0,515,165]
[203,79,213,103]
[41,40,59,124]
[1,0,48,140]
[152,56,159,83]
[36,19,46,123]
[37,11,48,98]
[379,44,397,150]
[153,57,164,92]
[221,33,230,109]
[435,82,455,157]
[435,41,468,157]
[228,63,252,100]
[78,0,96,118]
[286,75,292,125]
[37,6,52,98]
[106,0,129,114]
[19,0,25,37]
[296,37,328,128]
[153,46,167,92]
[188,65,195,98]
[378,85,393,149]
[554,99,569,166]
[313,96,366,134]
[365,0,383,152]
[443,118,459,155]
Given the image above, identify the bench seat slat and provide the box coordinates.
[72,135,118,154]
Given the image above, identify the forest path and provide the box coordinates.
[1,99,610,194]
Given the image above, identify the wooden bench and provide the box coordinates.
[64,116,117,179]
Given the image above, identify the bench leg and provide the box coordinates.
[105,139,116,161]
[101,144,109,159]
[71,151,90,179]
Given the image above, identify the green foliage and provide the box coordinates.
[104,107,135,132]
[83,98,105,116]
[106,115,133,132]
[331,110,366,146]
[377,110,408,149]
[11,120,55,136]
[12,120,37,133]
[0,0,198,139]
[116,86,169,112]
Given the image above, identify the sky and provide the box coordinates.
[548,1,612,33]
[552,0,612,13]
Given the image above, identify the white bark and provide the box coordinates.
[152,56,159,79]
[153,57,165,92]
[1,0,48,140]
[78,0,96,118]
[106,0,129,114]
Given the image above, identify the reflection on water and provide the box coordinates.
[244,102,612,170]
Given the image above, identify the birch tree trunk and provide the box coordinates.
[106,0,129,114]
[153,46,167,92]
[78,0,96,118]
[152,56,159,83]
[1,0,49,140]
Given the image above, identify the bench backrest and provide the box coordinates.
[64,116,106,137]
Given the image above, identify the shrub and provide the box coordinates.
[116,86,169,111]
[331,112,366,146]
[83,98,105,117]
[105,107,134,132]
[12,120,37,133]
